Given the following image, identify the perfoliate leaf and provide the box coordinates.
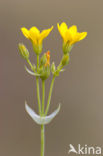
[25,101,61,125]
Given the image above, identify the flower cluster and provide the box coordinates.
[19,22,87,80]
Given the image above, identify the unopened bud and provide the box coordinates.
[18,43,29,59]
[40,66,50,80]
[45,51,50,67]
[40,54,47,66]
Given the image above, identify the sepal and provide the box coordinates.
[51,62,56,74]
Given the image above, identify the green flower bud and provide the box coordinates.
[40,54,47,66]
[40,66,50,80]
[61,54,69,66]
[51,62,56,74]
[63,42,73,54]
[18,43,29,59]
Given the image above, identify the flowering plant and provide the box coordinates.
[18,22,87,156]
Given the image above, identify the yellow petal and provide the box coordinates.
[29,27,40,34]
[68,25,77,37]
[69,32,87,45]
[78,32,87,41]
[28,27,40,44]
[21,27,30,39]
[39,26,53,44]
[57,22,68,39]
[65,30,72,43]
[29,27,40,39]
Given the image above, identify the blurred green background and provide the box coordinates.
[0,0,103,156]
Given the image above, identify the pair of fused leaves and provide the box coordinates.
[25,102,61,125]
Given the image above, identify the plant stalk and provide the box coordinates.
[41,79,45,156]
[36,54,41,114]
[41,124,45,156]
[42,80,45,115]
[45,75,55,115]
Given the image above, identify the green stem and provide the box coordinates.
[36,77,41,114]
[37,54,39,70]
[45,75,55,115]
[36,55,45,156]
[36,54,41,114]
[27,59,33,70]
[42,80,45,115]
[41,125,45,156]
[41,79,45,156]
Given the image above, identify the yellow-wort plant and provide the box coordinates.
[18,22,87,156]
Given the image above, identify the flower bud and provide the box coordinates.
[45,51,50,67]
[40,54,47,66]
[63,42,73,54]
[18,43,29,59]
[40,66,50,80]
[39,51,51,80]
[51,62,56,74]
[61,54,69,66]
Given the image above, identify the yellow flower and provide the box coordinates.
[21,26,53,46]
[57,22,87,45]
[21,26,53,54]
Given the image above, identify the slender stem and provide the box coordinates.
[42,80,45,115]
[36,77,41,114]
[27,59,33,70]
[37,54,39,70]
[45,75,55,115]
[41,79,45,156]
[36,55,45,156]
[41,125,45,156]
[36,54,41,115]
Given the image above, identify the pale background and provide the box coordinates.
[0,0,103,156]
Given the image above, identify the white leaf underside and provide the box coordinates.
[25,101,61,125]
[25,66,40,76]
